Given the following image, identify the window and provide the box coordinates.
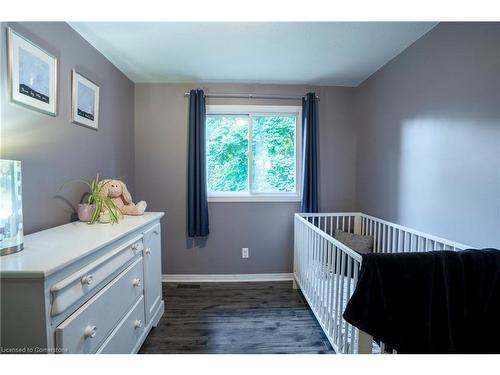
[206,105,302,202]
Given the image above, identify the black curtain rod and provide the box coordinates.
[183,92,320,101]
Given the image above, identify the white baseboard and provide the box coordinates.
[162,273,294,283]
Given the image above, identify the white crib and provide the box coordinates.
[293,212,471,354]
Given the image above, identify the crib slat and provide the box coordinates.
[327,243,334,335]
[390,227,395,253]
[326,242,332,331]
[382,224,387,253]
[319,236,324,321]
[321,236,327,321]
[352,261,360,352]
[315,235,320,316]
[385,224,389,252]
[305,227,309,293]
[307,224,311,290]
[379,222,383,252]
[337,251,345,348]
[329,246,336,337]
[343,257,353,351]
[376,222,380,252]
[304,227,308,293]
[313,232,318,309]
[312,231,315,305]
[302,222,306,281]
[316,234,322,310]
[332,247,341,338]
[314,234,319,313]
[302,225,305,288]
[319,235,323,312]
[300,223,303,274]
[378,222,382,252]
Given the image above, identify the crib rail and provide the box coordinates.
[299,212,357,237]
[358,213,470,253]
[294,213,368,354]
[293,212,473,354]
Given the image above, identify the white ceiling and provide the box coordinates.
[69,22,437,87]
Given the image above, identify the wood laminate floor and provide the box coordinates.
[139,281,335,354]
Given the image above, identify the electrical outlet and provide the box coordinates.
[242,248,249,258]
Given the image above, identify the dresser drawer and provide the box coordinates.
[50,236,144,317]
[55,256,144,354]
[96,295,146,354]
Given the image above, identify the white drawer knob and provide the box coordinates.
[145,248,151,255]
[134,319,142,329]
[84,325,97,339]
[81,275,94,285]
[133,278,141,287]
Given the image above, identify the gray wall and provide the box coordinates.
[6,21,498,274]
[355,22,500,248]
[0,22,135,234]
[134,83,356,274]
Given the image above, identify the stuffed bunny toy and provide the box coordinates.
[99,179,147,222]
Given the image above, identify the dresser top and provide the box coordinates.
[0,212,164,279]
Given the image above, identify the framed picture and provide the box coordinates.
[7,27,58,116]
[71,70,100,130]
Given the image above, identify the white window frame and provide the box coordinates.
[206,105,302,203]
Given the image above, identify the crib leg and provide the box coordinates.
[292,278,299,290]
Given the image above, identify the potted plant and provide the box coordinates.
[62,174,122,224]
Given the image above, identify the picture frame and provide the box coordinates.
[7,27,58,116]
[71,69,100,130]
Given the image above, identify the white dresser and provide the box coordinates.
[0,212,165,354]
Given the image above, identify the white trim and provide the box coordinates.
[208,195,300,203]
[206,105,302,114]
[162,273,294,283]
[206,104,302,203]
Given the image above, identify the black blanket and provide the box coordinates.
[343,249,500,353]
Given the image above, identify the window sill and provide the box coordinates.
[208,195,301,203]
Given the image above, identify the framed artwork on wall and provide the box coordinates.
[7,27,58,116]
[72,69,100,130]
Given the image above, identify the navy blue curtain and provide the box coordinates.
[300,92,319,213]
[187,89,209,237]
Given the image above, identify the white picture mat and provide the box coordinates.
[72,70,100,130]
[8,28,57,116]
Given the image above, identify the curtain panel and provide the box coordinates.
[187,89,209,237]
[300,92,319,213]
